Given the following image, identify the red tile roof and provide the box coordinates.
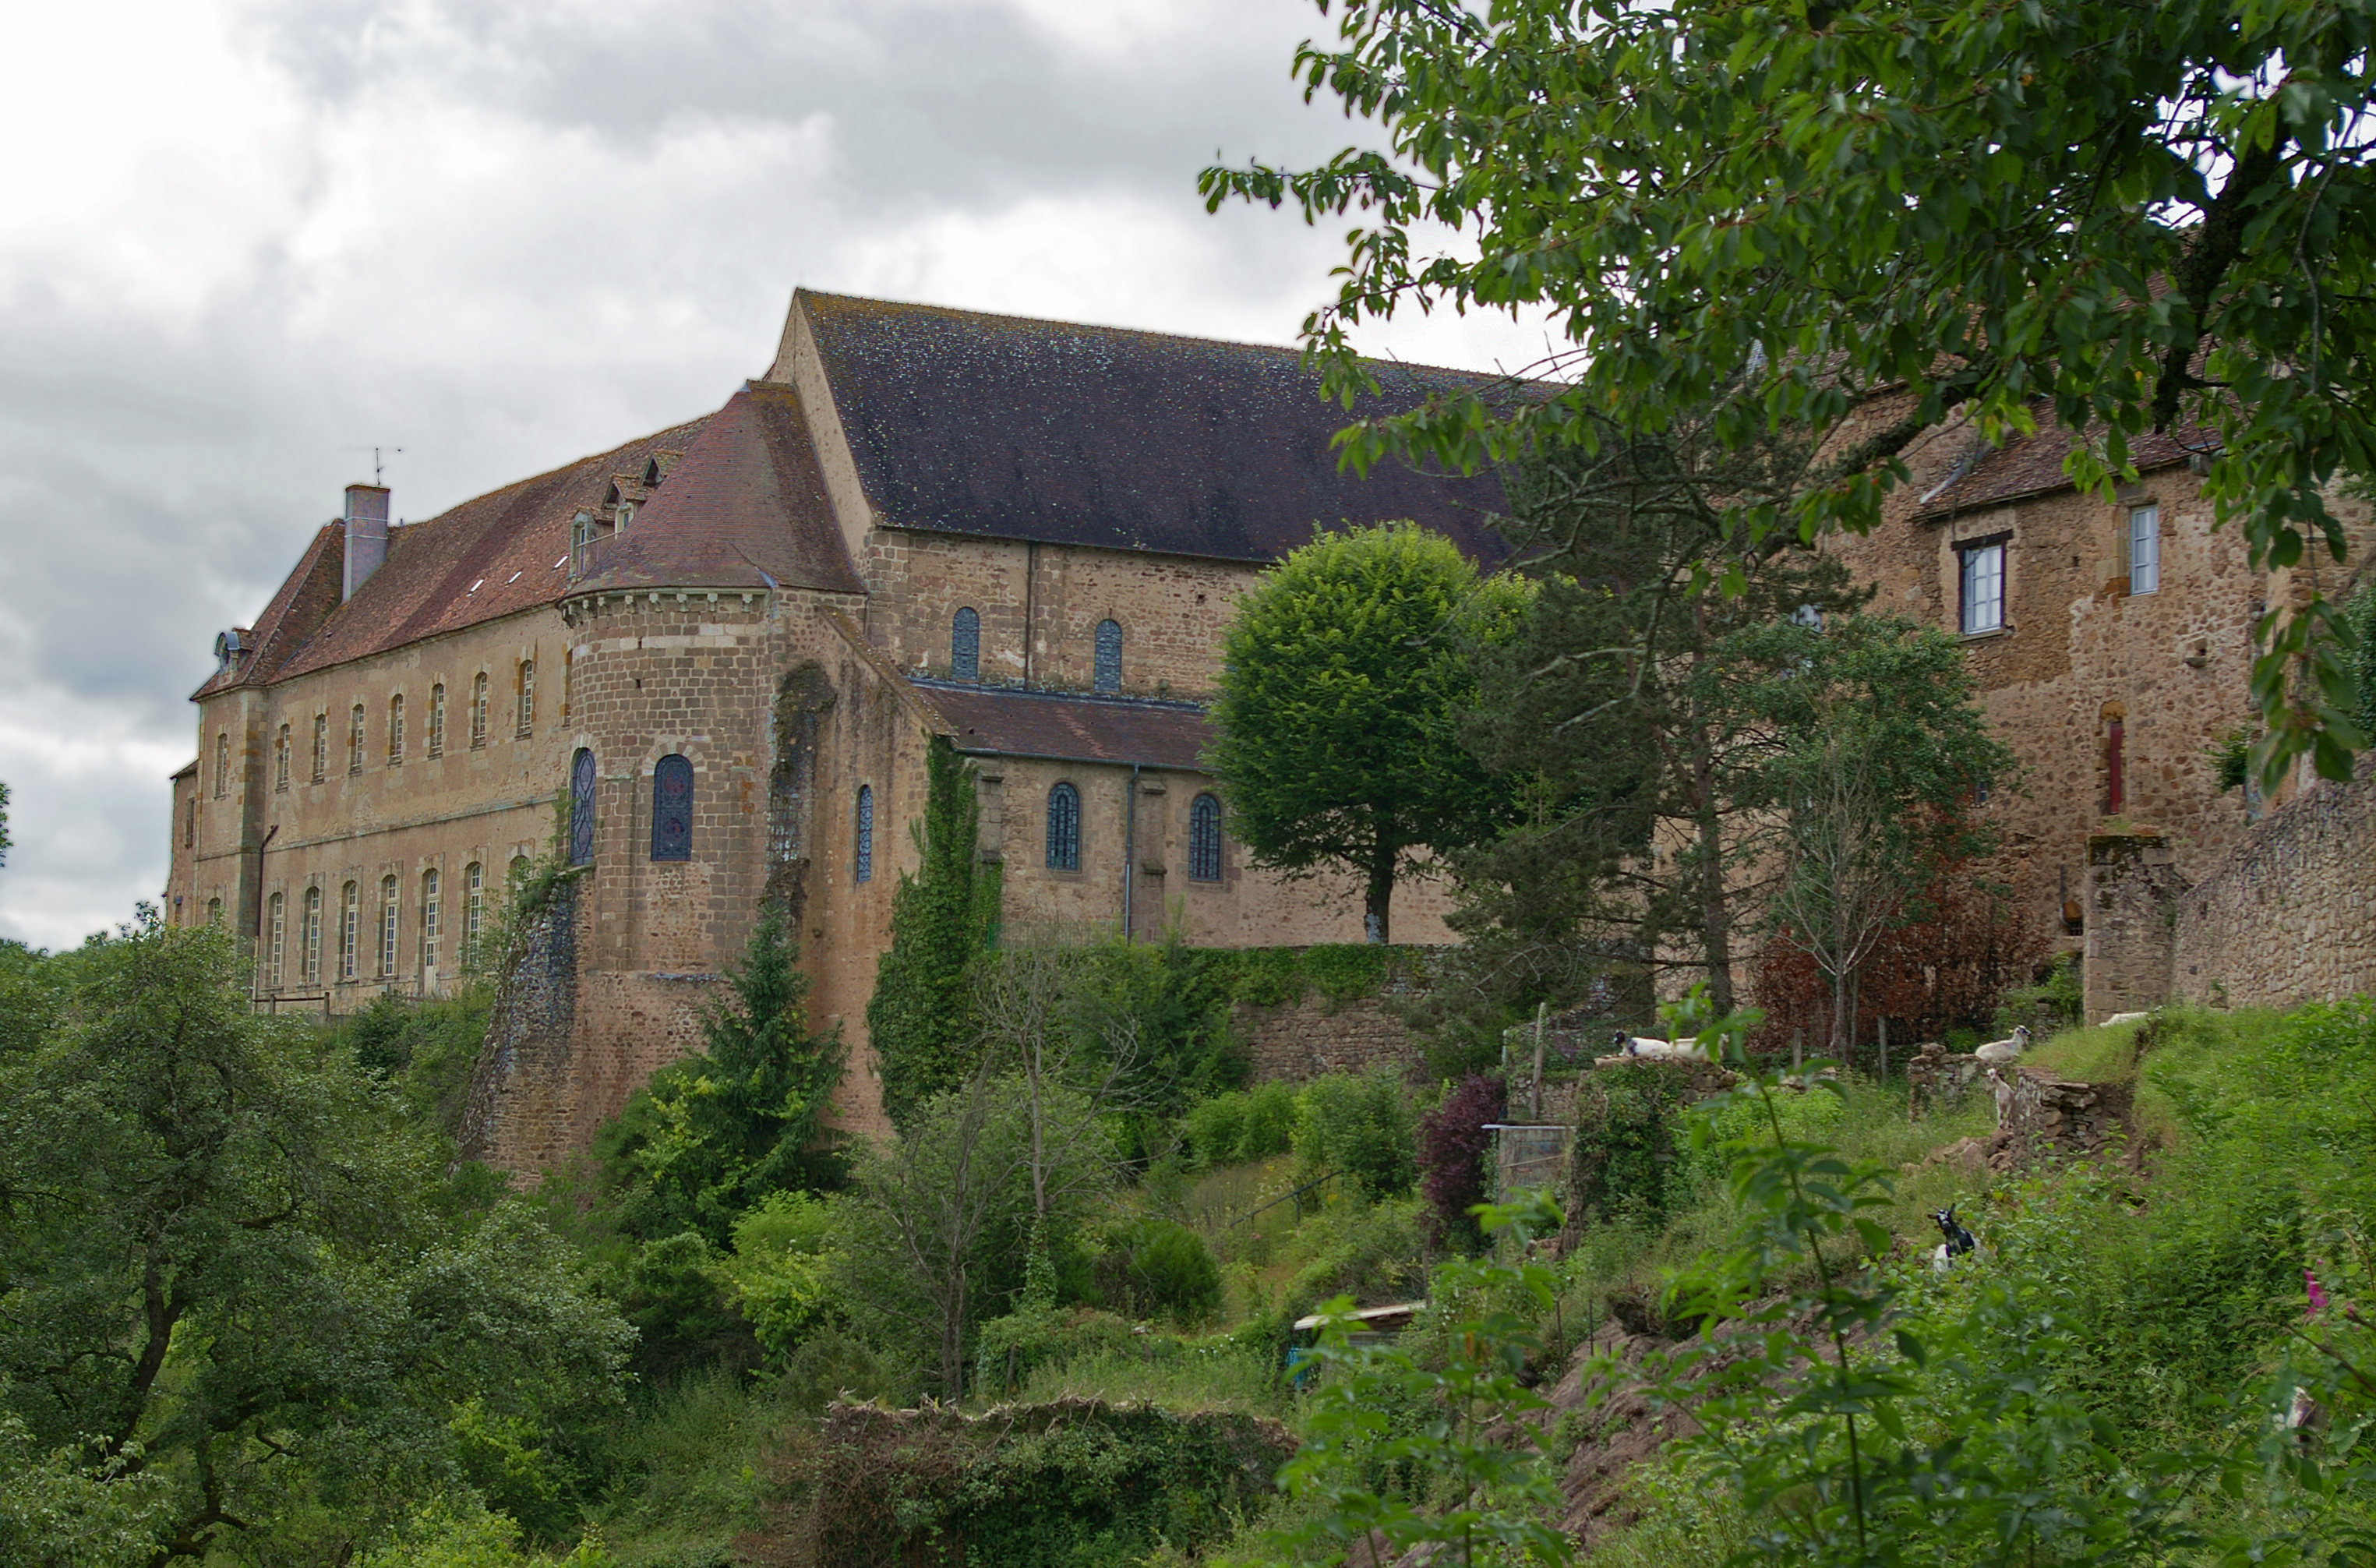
[1914,404,2219,518]
[573,383,862,596]
[920,681,1213,771]
[267,416,713,681]
[799,291,1511,564]
[192,524,343,698]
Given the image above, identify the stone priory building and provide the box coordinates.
[164,291,1502,1167]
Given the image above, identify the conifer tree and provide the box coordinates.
[601,906,847,1243]
[867,736,1001,1129]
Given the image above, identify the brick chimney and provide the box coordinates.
[342,484,390,600]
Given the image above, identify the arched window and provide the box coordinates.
[213,732,228,799]
[301,887,322,984]
[311,713,328,782]
[379,875,399,977]
[275,726,291,793]
[1188,793,1223,882]
[1093,619,1122,694]
[387,693,405,764]
[470,673,489,749]
[420,869,440,973]
[1046,782,1081,871]
[267,892,285,989]
[569,747,597,865]
[651,754,694,862]
[507,854,530,892]
[951,607,981,682]
[348,705,365,775]
[516,659,536,739]
[855,784,874,883]
[207,896,223,927]
[338,881,359,981]
[428,683,446,758]
[463,863,484,963]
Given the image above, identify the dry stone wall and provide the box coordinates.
[2172,760,2376,1011]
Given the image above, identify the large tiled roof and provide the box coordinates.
[573,383,863,596]
[796,291,1510,563]
[192,522,344,697]
[1914,402,2219,518]
[270,417,713,681]
[919,681,1213,771]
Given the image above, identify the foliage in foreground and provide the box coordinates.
[1206,0,2376,787]
[0,918,632,1564]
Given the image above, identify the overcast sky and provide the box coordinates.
[0,0,1550,951]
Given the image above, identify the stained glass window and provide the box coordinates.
[1093,620,1122,694]
[951,607,980,682]
[1188,793,1223,881]
[1047,782,1081,871]
[651,754,694,861]
[570,747,597,865]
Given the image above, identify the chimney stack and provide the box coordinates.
[342,484,390,600]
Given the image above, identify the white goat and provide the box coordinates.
[1973,1024,2032,1065]
[2102,1011,2151,1027]
[1986,1065,2015,1128]
[1610,1032,1703,1061]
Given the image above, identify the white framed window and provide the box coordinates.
[380,875,399,977]
[420,868,440,973]
[1959,541,2005,634]
[267,893,285,989]
[2128,504,2160,595]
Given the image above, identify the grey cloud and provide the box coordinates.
[245,0,1358,203]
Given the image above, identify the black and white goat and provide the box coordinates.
[1609,1032,1703,1061]
[1929,1206,1977,1273]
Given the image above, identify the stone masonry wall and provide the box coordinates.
[1991,1067,2135,1172]
[1235,994,1421,1082]
[2084,832,2181,1022]
[2172,759,2376,1012]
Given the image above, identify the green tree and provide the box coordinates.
[597,908,847,1246]
[1209,522,1529,942]
[1460,429,1867,1014]
[1206,0,2376,789]
[868,736,1000,1128]
[0,918,630,1563]
[1740,614,2015,1055]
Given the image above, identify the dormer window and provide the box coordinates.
[616,502,634,531]
[643,458,662,487]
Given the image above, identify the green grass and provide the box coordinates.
[1014,1343,1287,1418]
[578,1369,783,1565]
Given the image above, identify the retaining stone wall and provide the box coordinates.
[2172,760,2376,1012]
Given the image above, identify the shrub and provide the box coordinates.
[1564,1059,1723,1233]
[1093,1218,1223,1323]
[1181,1080,1296,1167]
[764,1398,1293,1568]
[1292,1070,1417,1199]
[1417,1072,1505,1249]
[1996,952,2083,1035]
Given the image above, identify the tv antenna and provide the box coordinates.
[342,445,404,485]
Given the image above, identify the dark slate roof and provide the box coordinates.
[574,383,863,595]
[273,416,713,681]
[919,681,1213,770]
[1914,402,2218,519]
[798,291,1510,563]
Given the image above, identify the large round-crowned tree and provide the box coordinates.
[1207,522,1527,943]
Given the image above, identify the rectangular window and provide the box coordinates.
[2128,505,2160,595]
[380,877,399,978]
[515,659,536,740]
[339,883,358,982]
[428,683,445,758]
[388,694,405,764]
[1959,541,2005,634]
[471,674,489,749]
[275,726,291,793]
[267,893,285,989]
[421,869,441,973]
[312,714,328,782]
[213,733,228,799]
[464,862,484,960]
[349,706,365,775]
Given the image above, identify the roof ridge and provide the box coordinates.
[905,676,1209,714]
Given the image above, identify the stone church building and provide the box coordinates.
[165,291,1499,1164]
